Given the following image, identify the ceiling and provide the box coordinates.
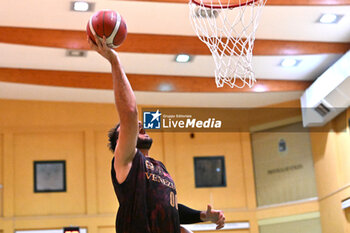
[0,0,349,107]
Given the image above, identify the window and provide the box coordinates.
[34,160,66,193]
[194,156,226,188]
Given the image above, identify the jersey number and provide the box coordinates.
[170,191,178,209]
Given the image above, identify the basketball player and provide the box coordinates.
[88,35,225,233]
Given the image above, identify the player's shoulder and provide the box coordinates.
[113,149,142,170]
[151,157,168,171]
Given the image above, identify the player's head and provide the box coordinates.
[108,121,153,152]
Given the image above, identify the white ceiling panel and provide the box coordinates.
[0,43,342,81]
[252,54,342,80]
[257,6,350,42]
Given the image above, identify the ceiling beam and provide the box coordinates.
[0,27,349,55]
[0,68,311,93]
[123,0,350,5]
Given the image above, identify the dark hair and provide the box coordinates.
[108,123,120,152]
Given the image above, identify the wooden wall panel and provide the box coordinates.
[95,130,119,214]
[310,117,346,199]
[98,227,115,233]
[318,186,350,233]
[309,109,350,233]
[169,132,247,210]
[13,132,86,216]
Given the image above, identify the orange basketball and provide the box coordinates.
[86,10,127,48]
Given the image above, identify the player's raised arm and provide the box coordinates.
[88,35,138,183]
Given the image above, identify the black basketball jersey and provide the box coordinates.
[111,149,180,233]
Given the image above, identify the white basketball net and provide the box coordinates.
[189,0,266,88]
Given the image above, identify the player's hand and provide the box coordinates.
[87,34,118,64]
[201,204,225,230]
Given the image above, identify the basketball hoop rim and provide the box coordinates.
[190,0,256,9]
